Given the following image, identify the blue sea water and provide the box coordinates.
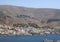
[0,34,60,42]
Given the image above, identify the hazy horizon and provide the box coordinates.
[0,0,60,9]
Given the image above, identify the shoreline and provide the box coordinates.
[0,24,60,36]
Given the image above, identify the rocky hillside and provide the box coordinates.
[0,5,60,28]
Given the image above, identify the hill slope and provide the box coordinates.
[0,5,60,28]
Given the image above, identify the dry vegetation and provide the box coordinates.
[0,5,60,29]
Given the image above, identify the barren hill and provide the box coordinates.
[0,5,60,28]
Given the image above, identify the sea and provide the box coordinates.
[0,34,60,42]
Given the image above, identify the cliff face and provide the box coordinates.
[0,5,60,28]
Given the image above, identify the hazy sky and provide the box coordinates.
[0,0,60,9]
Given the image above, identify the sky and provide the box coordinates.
[0,0,60,9]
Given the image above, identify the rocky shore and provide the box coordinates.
[0,24,60,36]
